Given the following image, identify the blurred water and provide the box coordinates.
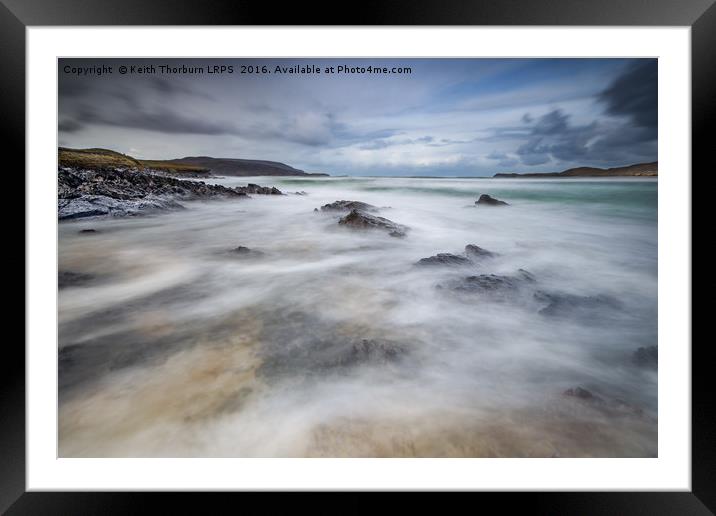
[58,176,657,457]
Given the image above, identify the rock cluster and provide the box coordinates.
[58,167,282,220]
[237,184,283,195]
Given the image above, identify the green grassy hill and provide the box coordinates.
[59,147,210,174]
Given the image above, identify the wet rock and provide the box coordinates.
[58,194,185,220]
[236,183,283,195]
[338,209,408,237]
[59,331,191,398]
[633,346,657,369]
[476,194,508,206]
[260,336,407,378]
[319,200,378,212]
[464,244,496,259]
[416,243,496,268]
[563,386,605,404]
[256,311,410,379]
[58,167,253,220]
[78,228,97,234]
[444,274,521,293]
[535,291,620,317]
[58,271,95,289]
[348,339,407,364]
[230,246,266,258]
[438,269,535,295]
[415,253,472,267]
[516,268,536,281]
[561,387,651,422]
[294,191,308,196]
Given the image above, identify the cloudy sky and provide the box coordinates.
[58,58,657,177]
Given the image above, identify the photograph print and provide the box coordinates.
[57,58,658,457]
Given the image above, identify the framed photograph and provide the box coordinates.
[8,0,707,511]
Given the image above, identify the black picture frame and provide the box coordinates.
[6,0,707,512]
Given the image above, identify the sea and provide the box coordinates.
[58,176,658,457]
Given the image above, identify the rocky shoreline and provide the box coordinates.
[58,166,283,220]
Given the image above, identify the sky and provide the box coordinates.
[58,58,657,177]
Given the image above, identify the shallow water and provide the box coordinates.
[58,176,657,457]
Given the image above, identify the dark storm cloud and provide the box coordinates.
[598,60,657,134]
[531,109,570,135]
[58,119,83,133]
[514,109,599,165]
[148,77,216,101]
[486,60,658,169]
[58,76,90,98]
[72,104,240,136]
[494,105,656,168]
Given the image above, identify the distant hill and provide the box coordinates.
[59,147,143,169]
[493,162,658,178]
[58,148,327,177]
[59,147,210,175]
[166,156,329,177]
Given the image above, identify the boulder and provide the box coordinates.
[338,209,408,237]
[230,246,266,258]
[563,386,604,404]
[319,200,378,212]
[535,291,620,317]
[438,269,535,294]
[464,244,496,259]
[416,253,472,267]
[476,194,508,206]
[416,243,496,268]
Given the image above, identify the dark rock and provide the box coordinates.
[476,194,508,206]
[255,311,410,379]
[338,209,408,237]
[58,194,186,220]
[58,166,255,220]
[230,246,266,258]
[294,191,308,196]
[633,346,657,369]
[535,291,619,317]
[236,183,283,195]
[319,200,378,212]
[348,339,407,364]
[58,271,95,289]
[415,243,496,268]
[444,274,521,293]
[78,228,97,234]
[563,386,604,404]
[415,253,472,267]
[260,336,407,378]
[562,387,651,421]
[464,244,496,259]
[516,268,536,282]
[437,269,535,298]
